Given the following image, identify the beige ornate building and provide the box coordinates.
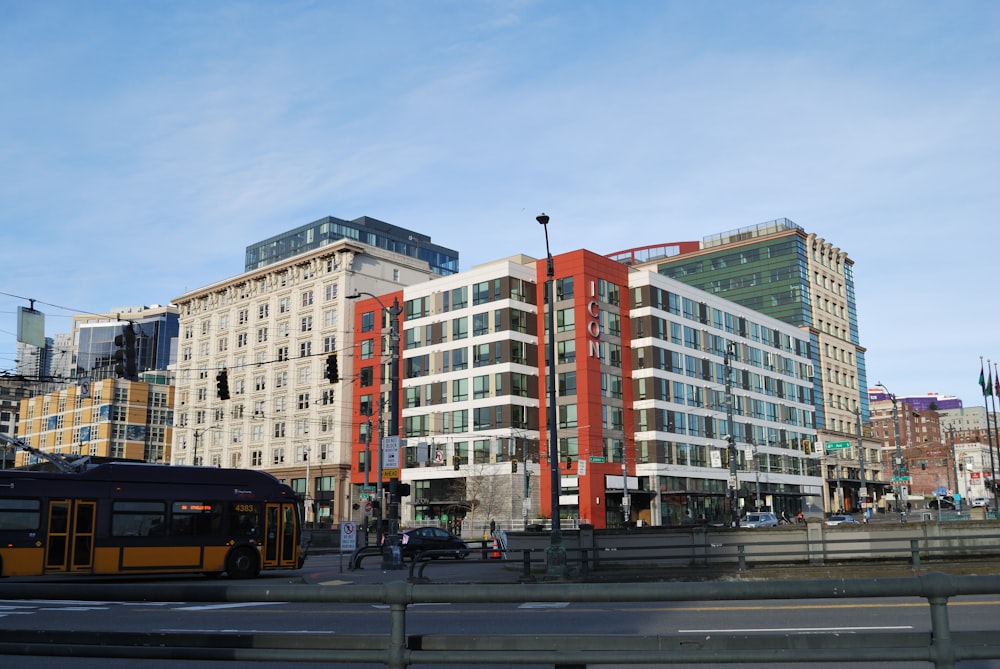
[170,238,436,526]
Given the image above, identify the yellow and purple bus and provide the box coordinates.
[0,462,304,578]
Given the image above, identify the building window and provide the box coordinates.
[473,375,490,399]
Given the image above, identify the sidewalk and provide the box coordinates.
[298,550,520,586]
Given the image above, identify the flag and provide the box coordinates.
[995,367,1000,398]
[980,363,989,396]
[988,367,995,398]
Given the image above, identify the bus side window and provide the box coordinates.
[111,501,166,537]
[0,499,41,530]
[228,503,259,537]
[171,502,222,536]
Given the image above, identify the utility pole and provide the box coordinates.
[621,440,630,525]
[348,292,404,569]
[878,382,906,520]
[724,341,738,528]
[948,424,965,509]
[856,408,867,519]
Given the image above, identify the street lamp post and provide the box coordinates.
[349,291,404,569]
[877,382,906,520]
[537,213,567,577]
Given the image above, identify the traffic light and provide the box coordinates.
[325,353,339,383]
[452,455,461,471]
[511,459,518,473]
[123,325,137,379]
[216,369,230,400]
[565,457,572,470]
[113,333,126,378]
[398,483,411,497]
[113,325,139,380]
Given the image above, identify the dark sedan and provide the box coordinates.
[400,527,469,559]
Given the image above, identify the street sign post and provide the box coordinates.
[339,521,357,572]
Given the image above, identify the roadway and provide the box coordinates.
[2,554,1000,669]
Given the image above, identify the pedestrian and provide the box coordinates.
[489,519,496,536]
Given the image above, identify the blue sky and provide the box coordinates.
[1,1,998,407]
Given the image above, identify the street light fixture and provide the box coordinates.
[348,290,404,569]
[537,213,567,577]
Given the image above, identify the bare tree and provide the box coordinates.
[453,462,514,535]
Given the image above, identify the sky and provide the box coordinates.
[1,1,998,407]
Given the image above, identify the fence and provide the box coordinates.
[1,572,1000,667]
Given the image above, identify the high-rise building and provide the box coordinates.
[245,215,460,276]
[615,218,868,434]
[612,218,874,513]
[351,249,824,531]
[171,234,442,526]
[72,305,179,382]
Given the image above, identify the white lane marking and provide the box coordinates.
[2,599,115,606]
[519,602,570,609]
[678,625,913,633]
[40,606,109,611]
[159,628,335,634]
[372,603,450,609]
[175,602,285,611]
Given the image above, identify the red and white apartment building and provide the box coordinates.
[350,249,820,531]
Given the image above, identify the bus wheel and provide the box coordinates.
[226,547,260,579]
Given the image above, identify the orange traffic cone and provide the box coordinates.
[490,536,501,559]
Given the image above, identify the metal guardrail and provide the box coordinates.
[502,532,1000,579]
[2,573,1000,667]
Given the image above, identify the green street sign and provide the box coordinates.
[825,441,851,450]
[890,476,912,482]
[589,456,606,463]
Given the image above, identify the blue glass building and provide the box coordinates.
[245,215,460,276]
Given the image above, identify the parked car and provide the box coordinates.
[739,512,779,528]
[972,497,989,508]
[400,527,469,560]
[928,498,956,510]
[824,514,860,526]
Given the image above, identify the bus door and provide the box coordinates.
[262,502,299,569]
[45,499,97,572]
